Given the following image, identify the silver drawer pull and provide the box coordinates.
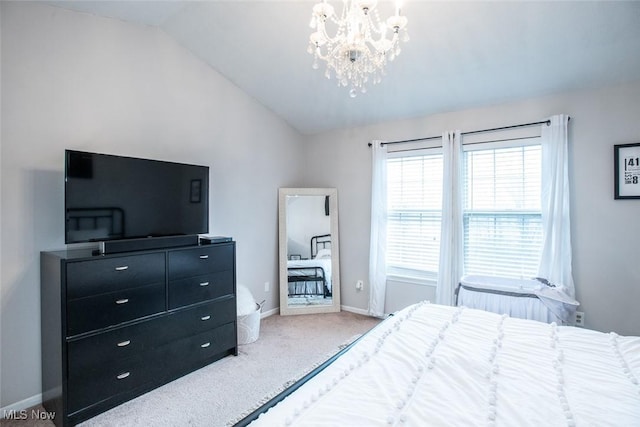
[199,255,209,259]
[201,342,211,348]
[115,266,129,271]
[117,340,131,347]
[116,372,130,380]
[201,315,211,321]
[199,282,209,287]
[115,298,129,305]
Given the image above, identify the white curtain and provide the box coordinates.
[538,115,575,297]
[436,131,463,306]
[368,140,388,317]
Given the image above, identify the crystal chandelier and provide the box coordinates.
[308,0,409,97]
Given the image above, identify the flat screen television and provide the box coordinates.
[65,150,209,245]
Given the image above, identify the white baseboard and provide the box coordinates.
[0,393,42,419]
[260,307,279,319]
[340,305,370,316]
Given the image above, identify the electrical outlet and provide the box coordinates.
[264,282,270,292]
[356,280,364,290]
[575,311,585,327]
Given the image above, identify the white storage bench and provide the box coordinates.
[456,275,579,324]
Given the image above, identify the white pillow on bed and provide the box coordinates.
[315,248,331,259]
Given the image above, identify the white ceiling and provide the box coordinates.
[44,1,640,135]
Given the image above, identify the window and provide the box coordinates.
[386,149,443,280]
[463,140,542,278]
[386,138,542,281]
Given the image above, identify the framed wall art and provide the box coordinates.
[190,179,202,203]
[614,143,640,199]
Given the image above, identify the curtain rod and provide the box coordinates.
[367,118,570,147]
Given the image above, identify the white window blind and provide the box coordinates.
[386,150,443,279]
[385,138,542,282]
[463,142,542,279]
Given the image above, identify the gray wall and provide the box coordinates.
[305,80,640,337]
[1,2,303,409]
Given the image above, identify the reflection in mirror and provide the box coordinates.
[279,188,340,315]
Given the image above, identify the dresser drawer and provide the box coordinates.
[168,270,234,308]
[164,297,236,341]
[163,322,236,371]
[168,244,234,280]
[67,253,165,299]
[68,316,166,373]
[67,352,162,414]
[67,283,165,336]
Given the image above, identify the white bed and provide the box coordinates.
[243,302,640,426]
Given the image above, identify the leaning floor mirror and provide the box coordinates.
[279,188,341,315]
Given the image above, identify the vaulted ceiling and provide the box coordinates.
[44,1,640,134]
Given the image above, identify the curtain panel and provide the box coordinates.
[539,114,575,297]
[436,131,463,306]
[368,140,388,317]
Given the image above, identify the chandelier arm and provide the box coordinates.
[317,23,342,46]
[314,46,331,62]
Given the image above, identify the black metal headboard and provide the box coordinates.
[66,207,125,242]
[311,234,331,259]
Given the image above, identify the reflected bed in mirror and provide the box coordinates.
[279,188,340,315]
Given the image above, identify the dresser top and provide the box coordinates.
[42,241,234,261]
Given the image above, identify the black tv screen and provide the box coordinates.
[65,150,209,244]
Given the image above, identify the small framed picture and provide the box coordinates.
[190,179,202,203]
[614,143,640,199]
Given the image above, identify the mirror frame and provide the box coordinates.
[278,188,341,315]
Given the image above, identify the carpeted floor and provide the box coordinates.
[1,311,380,427]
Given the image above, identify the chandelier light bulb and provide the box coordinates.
[395,0,403,16]
[308,0,409,97]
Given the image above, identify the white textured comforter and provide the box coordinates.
[249,302,640,426]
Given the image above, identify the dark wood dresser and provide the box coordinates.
[40,242,237,426]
